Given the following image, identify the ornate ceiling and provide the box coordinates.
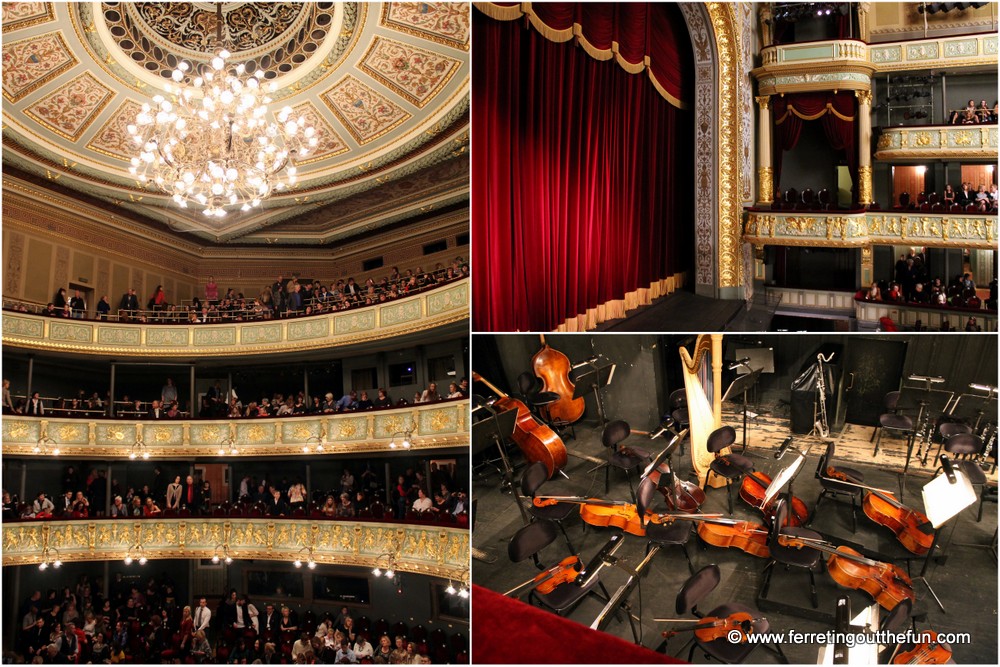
[1,2,470,244]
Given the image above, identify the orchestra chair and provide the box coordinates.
[517,371,573,440]
[672,564,787,664]
[871,391,912,457]
[601,420,650,502]
[760,498,823,609]
[931,421,972,467]
[507,519,610,616]
[809,442,865,533]
[668,389,689,455]
[520,461,577,553]
[877,599,914,664]
[938,433,991,522]
[705,426,754,516]
[636,477,695,575]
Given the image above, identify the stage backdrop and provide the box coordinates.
[472,4,693,332]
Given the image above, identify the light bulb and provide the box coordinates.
[52,448,60,456]
[458,588,469,599]
[385,569,395,579]
[53,560,62,568]
[212,555,220,564]
[372,568,381,577]
[124,556,133,565]
[225,556,233,565]
[138,557,147,565]
[294,560,302,568]
[307,560,316,570]
[142,452,150,460]
[39,562,48,571]
[445,583,456,595]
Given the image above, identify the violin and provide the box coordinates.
[647,462,706,512]
[659,612,761,643]
[503,555,581,597]
[473,371,568,478]
[892,631,952,664]
[862,490,934,556]
[778,536,914,611]
[571,499,725,538]
[739,471,809,527]
[696,520,770,558]
[531,335,585,424]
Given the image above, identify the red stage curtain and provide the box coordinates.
[472,7,693,331]
[772,92,857,202]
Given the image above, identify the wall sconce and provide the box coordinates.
[217,435,239,456]
[302,434,326,454]
[33,435,59,456]
[211,545,234,565]
[129,428,149,460]
[38,546,62,571]
[124,544,147,565]
[294,547,318,569]
[389,422,417,450]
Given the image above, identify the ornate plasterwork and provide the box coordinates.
[360,36,462,108]
[24,72,116,141]
[1,2,54,33]
[3,402,468,458]
[1,519,469,581]
[322,74,412,145]
[737,2,754,206]
[2,278,469,358]
[381,2,471,50]
[1,30,78,102]
[875,125,998,161]
[744,211,996,249]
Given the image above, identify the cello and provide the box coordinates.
[531,335,585,424]
[777,535,914,611]
[472,371,568,478]
[891,631,952,664]
[739,471,810,527]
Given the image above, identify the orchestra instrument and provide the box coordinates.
[739,471,809,527]
[695,520,771,558]
[658,613,762,643]
[861,489,934,556]
[777,536,915,611]
[891,631,952,664]
[503,555,581,597]
[815,352,833,438]
[680,335,728,488]
[531,335,585,424]
[647,462,706,512]
[472,371,568,478]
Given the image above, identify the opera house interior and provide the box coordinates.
[472,1,999,333]
[2,2,470,664]
[471,333,997,664]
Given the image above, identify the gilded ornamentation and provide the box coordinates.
[914,132,932,146]
[954,131,973,146]
[290,102,349,164]
[23,71,115,141]
[86,100,145,160]
[425,283,468,316]
[293,426,312,440]
[380,300,421,327]
[245,425,268,443]
[104,427,125,442]
[6,422,30,439]
[2,31,78,102]
[755,95,770,110]
[854,90,873,107]
[48,322,92,343]
[758,167,773,203]
[153,428,171,443]
[322,74,412,145]
[858,166,873,205]
[3,314,44,338]
[337,421,358,438]
[877,133,894,150]
[2,3,55,33]
[360,36,461,108]
[382,2,470,50]
[429,410,453,431]
[57,425,83,441]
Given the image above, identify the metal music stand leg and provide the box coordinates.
[912,527,946,612]
[899,429,917,502]
[592,384,609,428]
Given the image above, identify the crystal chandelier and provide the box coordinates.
[126,5,317,217]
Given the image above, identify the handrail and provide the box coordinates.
[0,518,469,580]
[1,400,469,458]
[2,278,469,358]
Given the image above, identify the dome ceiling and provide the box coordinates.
[1,2,470,244]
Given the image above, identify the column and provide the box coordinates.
[756,95,774,204]
[861,245,874,288]
[856,89,874,205]
[109,363,116,417]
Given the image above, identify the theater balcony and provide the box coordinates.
[1,400,469,459]
[876,124,998,161]
[1,517,468,581]
[2,278,469,359]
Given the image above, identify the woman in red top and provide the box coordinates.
[205,276,219,304]
[149,285,166,311]
[179,606,194,655]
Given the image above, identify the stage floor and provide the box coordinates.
[472,407,998,664]
[594,291,745,332]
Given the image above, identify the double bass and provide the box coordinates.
[531,335,585,424]
[472,371,568,478]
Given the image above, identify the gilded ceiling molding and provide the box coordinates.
[2,278,469,358]
[1,401,469,458]
[1,519,469,582]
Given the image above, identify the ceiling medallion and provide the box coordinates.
[126,3,318,217]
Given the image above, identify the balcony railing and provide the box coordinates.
[744,210,996,249]
[875,124,998,160]
[0,518,469,581]
[2,278,469,358]
[1,400,469,458]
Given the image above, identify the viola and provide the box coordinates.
[739,472,809,527]
[473,371,568,478]
[862,490,934,556]
[503,555,581,597]
[696,520,770,558]
[778,536,914,611]
[573,500,726,538]
[892,631,952,664]
[659,612,761,643]
[531,335,585,424]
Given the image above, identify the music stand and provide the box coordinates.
[761,446,807,510]
[915,456,977,612]
[471,406,526,523]
[895,379,953,499]
[573,357,616,427]
[723,368,763,453]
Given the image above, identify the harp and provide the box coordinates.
[679,334,727,488]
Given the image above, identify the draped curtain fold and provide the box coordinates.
[772,92,858,202]
[472,7,692,331]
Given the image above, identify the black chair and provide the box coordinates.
[760,498,823,609]
[636,477,695,575]
[931,421,972,465]
[672,564,787,664]
[507,519,607,616]
[668,388,689,455]
[809,442,865,533]
[601,420,650,501]
[705,426,754,515]
[817,188,832,210]
[518,371,572,439]
[871,391,912,457]
[938,434,990,522]
[784,188,799,205]
[799,188,815,210]
[877,599,914,663]
[520,461,577,553]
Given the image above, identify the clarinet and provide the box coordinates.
[815,353,833,439]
